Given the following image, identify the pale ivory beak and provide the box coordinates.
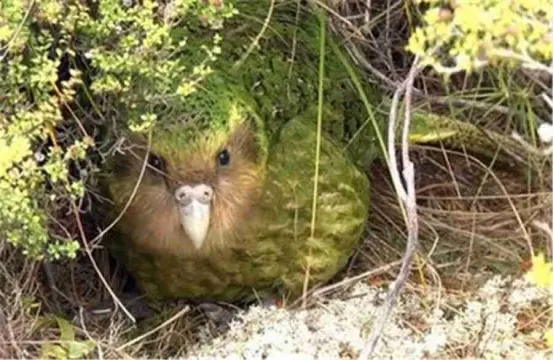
[174,184,214,249]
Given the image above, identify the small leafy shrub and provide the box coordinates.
[407,0,553,74]
[0,0,236,259]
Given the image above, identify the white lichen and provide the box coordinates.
[538,123,553,144]
[188,276,552,359]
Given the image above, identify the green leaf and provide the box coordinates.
[56,317,75,342]
[65,340,96,359]
[38,316,96,359]
[41,344,68,360]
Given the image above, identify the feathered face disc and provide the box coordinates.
[108,89,268,254]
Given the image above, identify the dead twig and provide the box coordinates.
[116,306,190,352]
[359,56,422,359]
[70,132,154,324]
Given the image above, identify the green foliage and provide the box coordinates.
[407,0,553,74]
[0,0,236,259]
[37,315,96,359]
[80,0,236,132]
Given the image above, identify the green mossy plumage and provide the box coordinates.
[184,0,381,163]
[105,1,372,302]
[108,110,369,301]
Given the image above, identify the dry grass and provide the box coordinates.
[0,0,552,358]
[328,0,553,279]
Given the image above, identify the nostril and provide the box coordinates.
[175,186,190,203]
[175,184,212,204]
[200,185,213,198]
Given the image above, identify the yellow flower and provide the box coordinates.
[545,328,553,348]
[525,252,553,288]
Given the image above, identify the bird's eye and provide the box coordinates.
[217,149,231,167]
[148,153,165,173]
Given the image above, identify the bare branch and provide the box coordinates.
[359,56,422,359]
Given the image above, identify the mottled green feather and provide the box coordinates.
[105,3,374,299]
[107,108,369,302]
[181,0,381,160]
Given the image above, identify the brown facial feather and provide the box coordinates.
[109,122,265,256]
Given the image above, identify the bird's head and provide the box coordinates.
[107,89,268,254]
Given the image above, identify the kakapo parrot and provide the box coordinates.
[104,1,377,303]
[103,0,529,303]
